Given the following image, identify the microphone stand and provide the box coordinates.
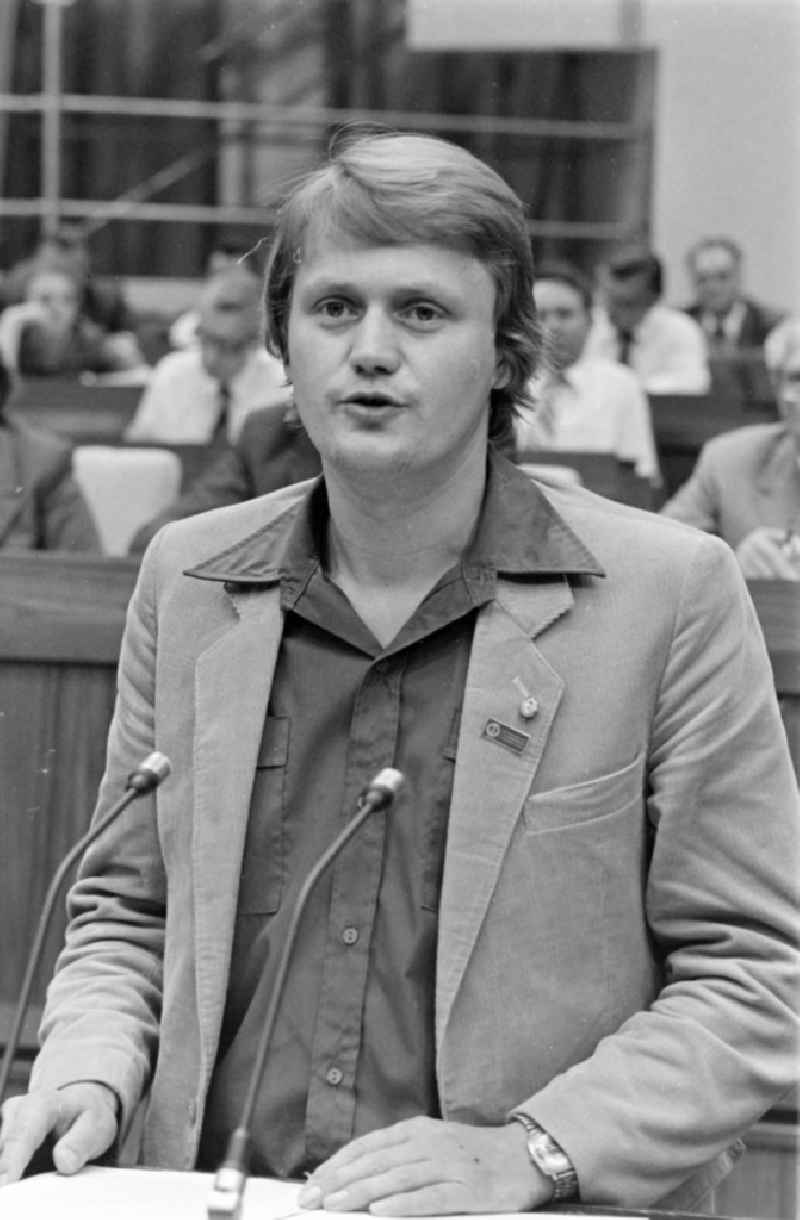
[0,753,171,1104]
[207,769,404,1220]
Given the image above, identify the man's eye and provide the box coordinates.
[316,299,355,321]
[403,302,443,326]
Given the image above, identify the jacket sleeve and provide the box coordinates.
[30,533,168,1140]
[521,534,800,1207]
[659,442,721,534]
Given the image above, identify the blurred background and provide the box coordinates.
[1,0,797,311]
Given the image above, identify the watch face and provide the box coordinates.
[532,1137,571,1176]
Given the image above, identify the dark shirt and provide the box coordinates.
[17,318,120,378]
[197,460,534,1179]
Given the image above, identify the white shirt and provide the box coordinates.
[515,357,660,480]
[584,303,710,394]
[125,346,288,443]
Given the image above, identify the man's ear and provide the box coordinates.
[492,358,512,390]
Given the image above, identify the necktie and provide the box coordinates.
[616,328,634,365]
[214,381,231,441]
[711,316,727,348]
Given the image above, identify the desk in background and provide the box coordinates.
[747,579,800,777]
[7,378,143,442]
[516,448,656,509]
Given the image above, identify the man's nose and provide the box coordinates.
[349,308,401,375]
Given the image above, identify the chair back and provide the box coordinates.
[72,445,181,555]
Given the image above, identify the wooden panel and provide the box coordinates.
[7,381,142,442]
[710,1121,799,1220]
[0,556,137,1042]
[747,580,800,780]
[0,552,138,661]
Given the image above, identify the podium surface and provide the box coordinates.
[0,1166,736,1220]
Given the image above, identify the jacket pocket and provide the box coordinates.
[522,749,645,834]
[237,716,289,914]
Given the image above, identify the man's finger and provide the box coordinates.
[52,1107,115,1176]
[0,1093,60,1186]
[370,1183,462,1217]
[322,1160,442,1213]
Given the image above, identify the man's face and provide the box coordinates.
[534,279,590,371]
[691,245,740,315]
[27,271,79,334]
[776,344,800,449]
[197,309,256,384]
[285,240,499,484]
[603,273,653,334]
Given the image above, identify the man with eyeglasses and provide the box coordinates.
[125,266,290,445]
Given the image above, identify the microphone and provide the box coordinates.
[207,766,405,1220]
[0,751,172,1104]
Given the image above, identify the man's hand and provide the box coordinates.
[0,1082,118,1187]
[735,527,800,580]
[297,1117,553,1215]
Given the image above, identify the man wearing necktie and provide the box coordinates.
[583,246,710,394]
[125,267,289,445]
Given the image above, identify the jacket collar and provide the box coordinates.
[184,451,604,587]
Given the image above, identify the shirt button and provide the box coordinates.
[325,1066,343,1087]
[342,926,359,945]
[520,696,539,719]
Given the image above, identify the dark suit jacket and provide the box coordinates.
[129,404,322,553]
[684,297,785,349]
[0,415,101,551]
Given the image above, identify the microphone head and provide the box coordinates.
[127,751,172,793]
[369,768,404,801]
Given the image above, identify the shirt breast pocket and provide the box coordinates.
[237,716,290,915]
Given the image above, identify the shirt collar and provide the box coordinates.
[184,449,604,588]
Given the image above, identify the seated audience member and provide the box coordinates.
[0,358,100,551]
[125,266,288,444]
[129,400,321,553]
[0,267,143,377]
[684,236,785,352]
[1,222,136,338]
[584,247,710,394]
[661,317,800,579]
[169,238,258,350]
[514,260,659,481]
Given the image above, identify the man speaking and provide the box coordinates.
[1,130,798,1212]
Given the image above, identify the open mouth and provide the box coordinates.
[343,392,402,408]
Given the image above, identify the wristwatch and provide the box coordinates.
[510,1113,579,1201]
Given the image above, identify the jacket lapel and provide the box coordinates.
[436,576,572,1051]
[192,582,283,1076]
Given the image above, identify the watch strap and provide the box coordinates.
[510,1112,579,1201]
